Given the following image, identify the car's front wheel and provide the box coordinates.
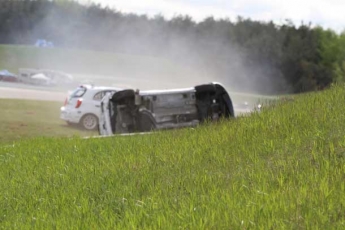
[80,114,98,130]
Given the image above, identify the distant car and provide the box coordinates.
[0,70,18,82]
[18,68,74,86]
[60,85,122,130]
[30,73,54,86]
[99,82,235,136]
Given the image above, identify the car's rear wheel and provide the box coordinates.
[80,114,98,130]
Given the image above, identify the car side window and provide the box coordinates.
[93,91,105,101]
[70,87,87,98]
[93,90,115,101]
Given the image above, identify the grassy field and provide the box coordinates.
[1,85,345,228]
[0,99,97,144]
[0,93,268,144]
[0,96,267,144]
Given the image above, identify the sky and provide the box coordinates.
[78,0,345,32]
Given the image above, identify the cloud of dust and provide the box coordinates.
[21,3,288,97]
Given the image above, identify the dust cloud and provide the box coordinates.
[14,3,288,101]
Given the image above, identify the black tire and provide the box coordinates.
[195,84,216,94]
[80,114,98,130]
[138,113,155,132]
[214,83,235,117]
[221,93,235,117]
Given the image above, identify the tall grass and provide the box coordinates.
[1,85,345,229]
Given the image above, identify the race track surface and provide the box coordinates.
[0,86,66,102]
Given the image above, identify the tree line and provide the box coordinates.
[1,0,345,94]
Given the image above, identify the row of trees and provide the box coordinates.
[1,0,345,94]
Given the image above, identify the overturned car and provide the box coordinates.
[99,82,235,136]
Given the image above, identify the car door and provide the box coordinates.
[91,90,116,117]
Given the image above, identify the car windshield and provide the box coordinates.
[69,87,87,98]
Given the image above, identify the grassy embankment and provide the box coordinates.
[1,84,345,229]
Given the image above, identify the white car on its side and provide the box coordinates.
[60,84,122,130]
[98,82,235,136]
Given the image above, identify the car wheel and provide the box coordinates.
[139,113,155,132]
[81,114,98,130]
[195,84,216,93]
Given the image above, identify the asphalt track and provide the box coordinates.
[0,85,66,102]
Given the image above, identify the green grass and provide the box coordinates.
[0,99,97,144]
[1,84,345,228]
